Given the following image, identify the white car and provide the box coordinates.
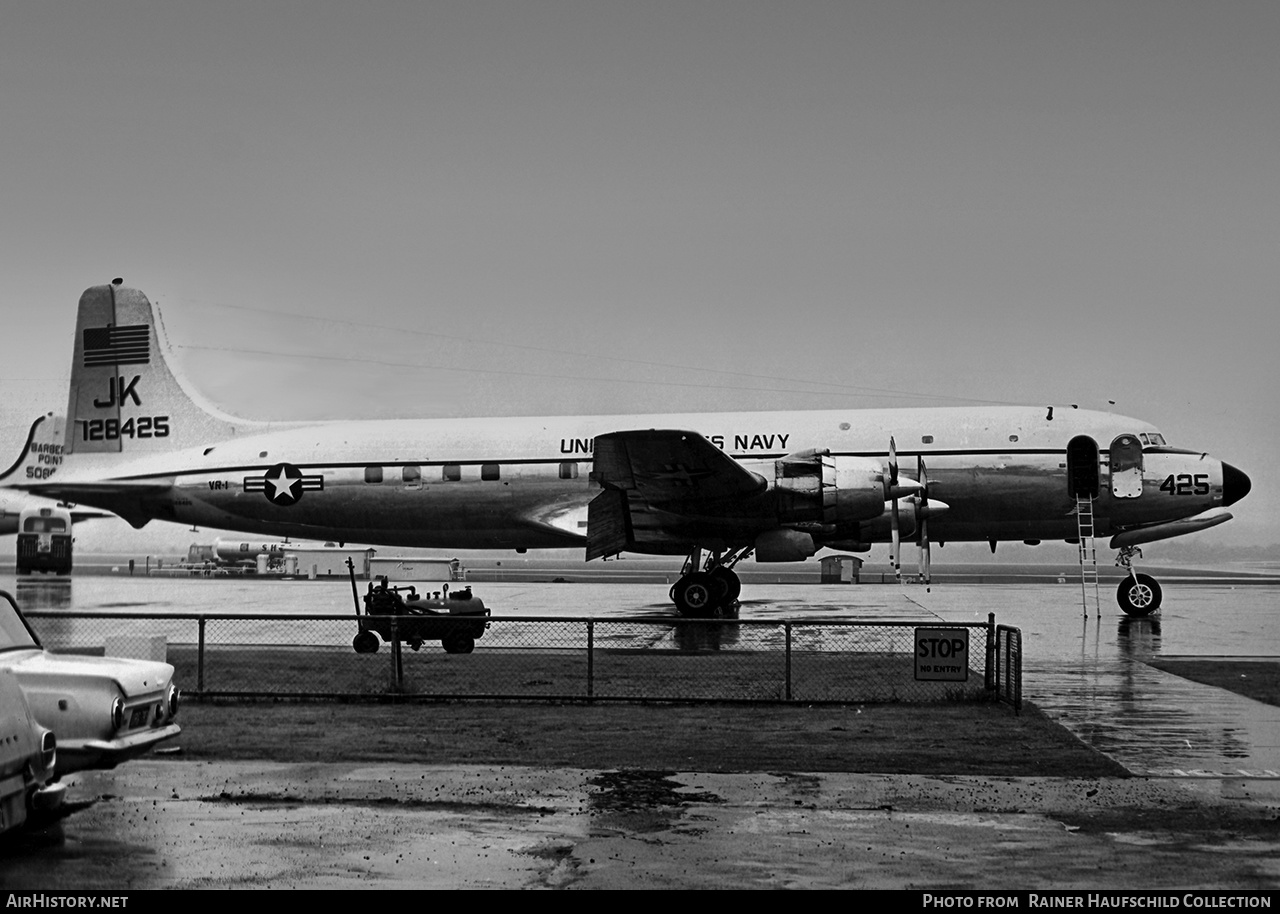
[0,668,64,833]
[0,591,180,776]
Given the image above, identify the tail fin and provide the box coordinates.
[65,281,264,455]
[0,413,67,484]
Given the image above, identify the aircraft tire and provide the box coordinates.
[672,572,718,618]
[353,631,380,654]
[709,567,742,605]
[1116,573,1162,616]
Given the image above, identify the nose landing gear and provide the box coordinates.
[1115,546,1163,616]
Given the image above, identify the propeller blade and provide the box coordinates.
[919,516,931,591]
[917,455,931,590]
[891,497,901,581]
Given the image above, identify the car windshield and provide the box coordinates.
[0,593,41,652]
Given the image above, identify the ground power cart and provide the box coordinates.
[348,560,490,654]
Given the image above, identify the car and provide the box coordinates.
[0,668,64,833]
[0,590,180,776]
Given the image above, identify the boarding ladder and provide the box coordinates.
[1075,494,1102,617]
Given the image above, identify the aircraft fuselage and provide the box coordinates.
[52,405,1243,554]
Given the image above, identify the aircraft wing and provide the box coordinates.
[591,429,767,502]
[587,429,767,560]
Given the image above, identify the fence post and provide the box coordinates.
[784,622,792,701]
[586,619,594,699]
[389,617,403,692]
[197,616,206,693]
[985,613,996,691]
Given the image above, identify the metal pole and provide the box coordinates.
[197,617,206,693]
[390,617,403,692]
[586,619,594,699]
[985,612,996,691]
[784,622,792,701]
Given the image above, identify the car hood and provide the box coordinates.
[1,650,173,696]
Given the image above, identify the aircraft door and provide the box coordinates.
[1109,435,1144,499]
[1066,436,1099,499]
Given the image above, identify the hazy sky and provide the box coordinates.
[1,1,1276,551]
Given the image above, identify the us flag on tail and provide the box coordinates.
[83,325,150,367]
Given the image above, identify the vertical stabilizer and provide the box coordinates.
[0,413,67,484]
[65,282,262,455]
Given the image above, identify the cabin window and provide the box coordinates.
[442,464,461,482]
[921,435,934,444]
[559,461,579,480]
[1009,435,1019,443]
[402,465,421,484]
[481,463,501,481]
[364,466,383,484]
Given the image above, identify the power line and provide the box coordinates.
[175,297,1018,406]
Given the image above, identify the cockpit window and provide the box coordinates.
[1139,432,1167,447]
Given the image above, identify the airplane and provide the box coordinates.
[0,413,109,535]
[0,279,1251,616]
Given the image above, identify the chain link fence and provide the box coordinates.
[25,612,1017,707]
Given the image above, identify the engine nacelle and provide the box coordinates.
[771,449,893,528]
[820,539,872,553]
[755,528,818,563]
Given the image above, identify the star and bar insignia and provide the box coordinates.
[243,462,324,506]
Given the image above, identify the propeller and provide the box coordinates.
[917,455,931,591]
[888,437,901,582]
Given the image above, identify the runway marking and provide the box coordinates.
[1147,768,1280,779]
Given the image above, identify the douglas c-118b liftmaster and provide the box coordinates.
[0,281,1251,617]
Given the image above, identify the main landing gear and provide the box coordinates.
[670,548,747,618]
[1115,546,1163,616]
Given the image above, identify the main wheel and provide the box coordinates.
[1117,573,1162,616]
[672,572,717,617]
[353,630,380,654]
[709,566,742,605]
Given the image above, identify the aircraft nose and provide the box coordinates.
[1222,463,1251,507]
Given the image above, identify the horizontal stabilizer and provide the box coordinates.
[15,479,173,529]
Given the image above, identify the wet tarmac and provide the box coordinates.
[2,575,1279,889]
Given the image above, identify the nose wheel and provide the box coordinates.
[1114,547,1162,615]
[1117,573,1162,616]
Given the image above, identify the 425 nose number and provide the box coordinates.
[1159,473,1210,496]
